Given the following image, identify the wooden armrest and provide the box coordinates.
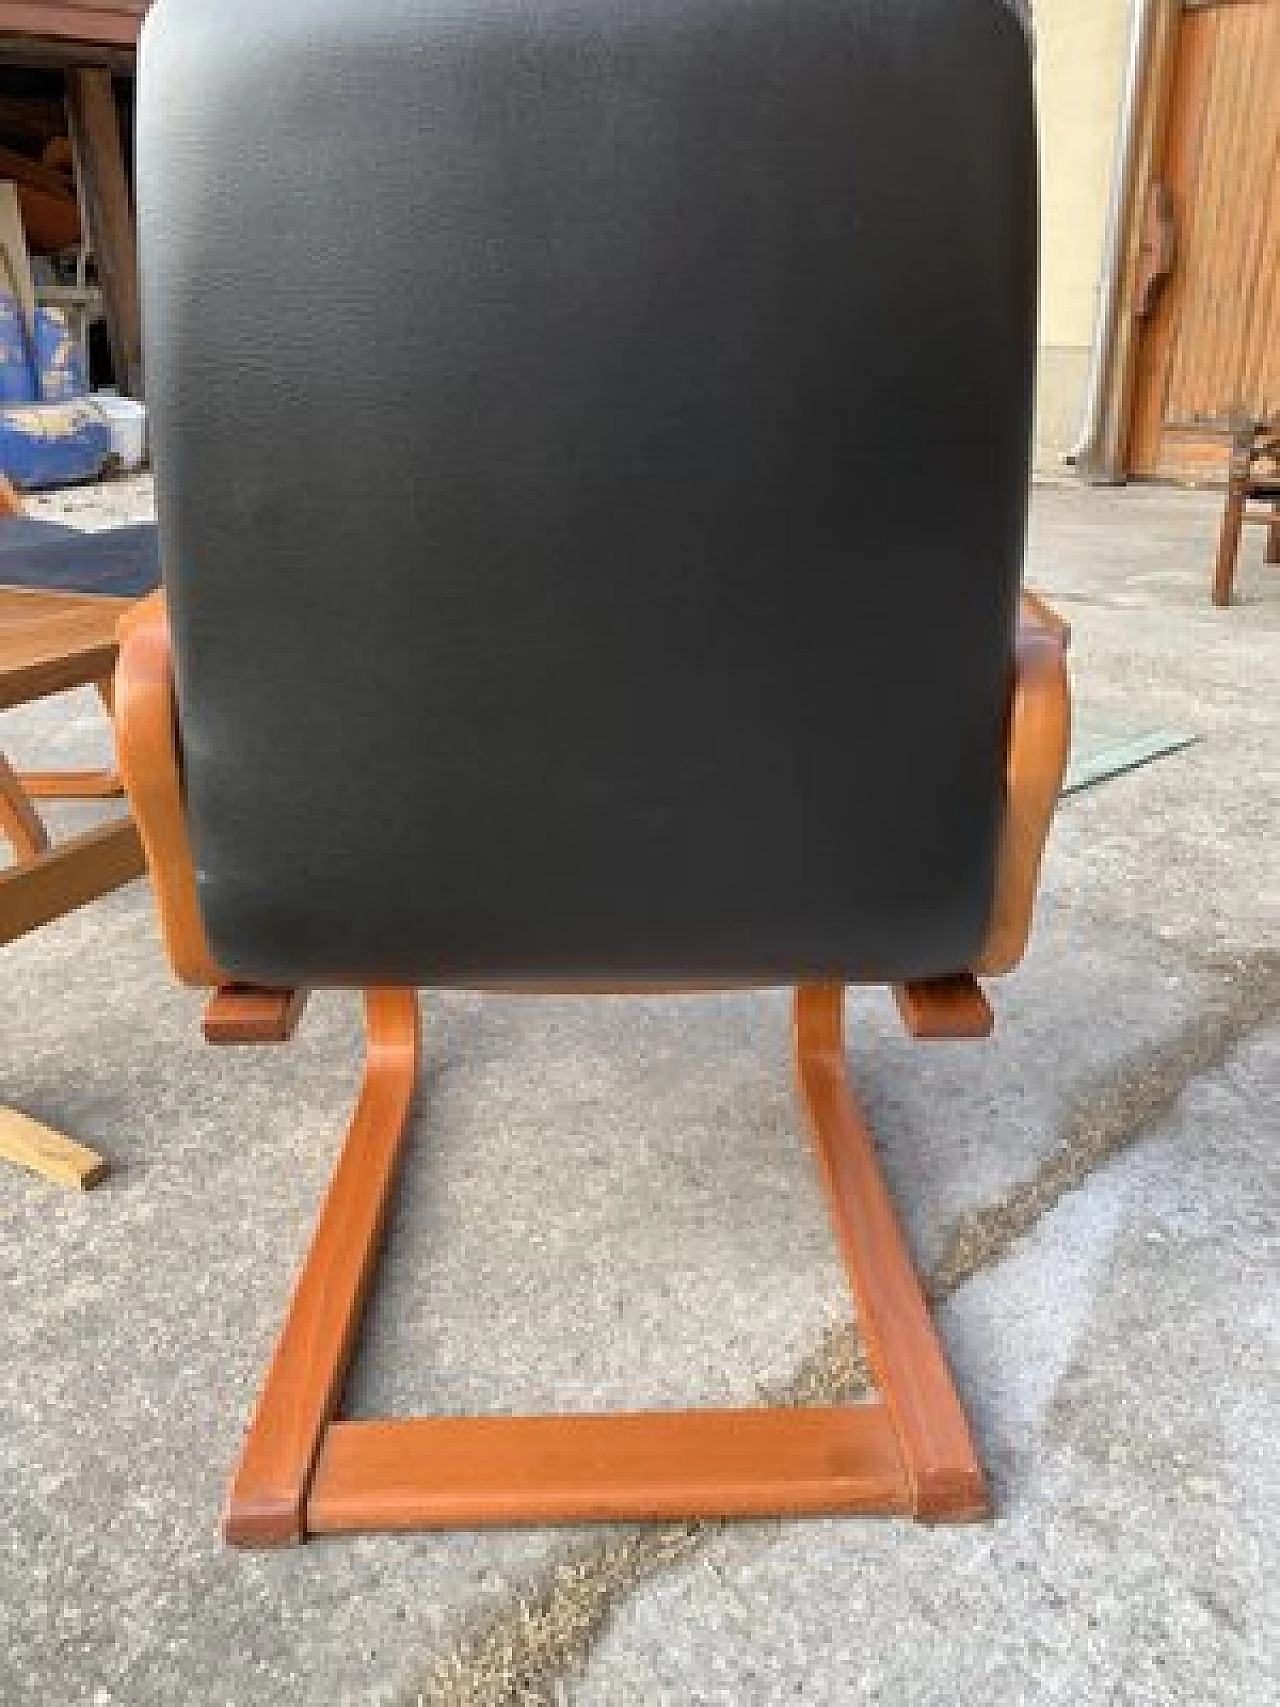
[1019,588,1071,648]
[113,598,225,986]
[977,595,1071,977]
[117,586,167,641]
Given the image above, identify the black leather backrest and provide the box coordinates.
[137,0,1036,988]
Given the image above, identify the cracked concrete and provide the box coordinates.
[565,1024,1280,1707]
[404,956,1280,1707]
[2,479,1278,1705]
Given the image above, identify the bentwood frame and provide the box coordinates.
[114,590,1070,1545]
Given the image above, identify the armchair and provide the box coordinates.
[118,0,1068,1544]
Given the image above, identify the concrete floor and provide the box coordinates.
[1,479,1277,1705]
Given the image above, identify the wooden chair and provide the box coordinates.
[0,497,147,1185]
[0,589,141,944]
[1212,414,1280,607]
[0,476,161,1185]
[121,0,1065,1544]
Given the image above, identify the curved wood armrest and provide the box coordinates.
[113,598,225,986]
[977,593,1071,976]
[118,586,167,640]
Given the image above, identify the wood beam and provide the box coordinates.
[65,65,141,396]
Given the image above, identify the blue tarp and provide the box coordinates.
[0,293,112,489]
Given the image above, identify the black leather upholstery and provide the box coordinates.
[137,0,1036,987]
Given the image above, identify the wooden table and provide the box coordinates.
[1,585,145,1187]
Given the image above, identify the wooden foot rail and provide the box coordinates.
[20,768,124,800]
[222,984,986,1545]
[309,1407,910,1532]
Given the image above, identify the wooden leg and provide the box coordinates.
[223,990,420,1546]
[226,984,986,1545]
[1213,468,1247,607]
[1267,505,1280,566]
[1,751,50,861]
[794,986,986,1517]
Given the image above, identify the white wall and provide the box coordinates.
[1032,0,1131,466]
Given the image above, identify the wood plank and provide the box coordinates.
[65,66,141,396]
[0,1102,108,1188]
[0,815,143,944]
[0,37,135,73]
[222,991,420,1547]
[309,1406,909,1532]
[794,986,988,1519]
[0,4,145,50]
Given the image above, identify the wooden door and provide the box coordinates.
[1127,0,1280,481]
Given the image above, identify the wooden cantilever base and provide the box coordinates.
[112,595,1068,1542]
[222,984,987,1546]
